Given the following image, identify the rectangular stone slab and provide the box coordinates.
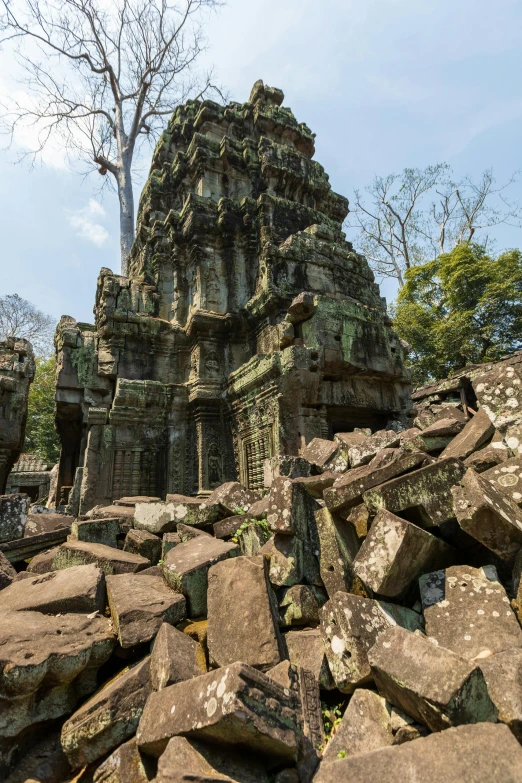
[313,507,361,597]
[150,622,207,691]
[348,430,401,468]
[482,456,522,505]
[136,661,303,761]
[314,723,522,783]
[70,518,120,548]
[106,573,186,648]
[52,540,151,575]
[207,555,283,671]
[479,648,522,741]
[61,657,152,768]
[154,736,271,783]
[266,477,320,539]
[368,625,497,731]
[354,509,456,597]
[284,628,334,690]
[320,689,393,763]
[93,737,156,783]
[440,408,495,460]
[162,536,238,617]
[0,563,106,614]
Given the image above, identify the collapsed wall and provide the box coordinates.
[53,80,410,515]
[0,338,35,493]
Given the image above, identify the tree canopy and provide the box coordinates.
[393,243,522,386]
[0,293,55,356]
[24,356,60,464]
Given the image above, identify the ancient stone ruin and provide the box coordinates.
[6,454,56,502]
[1,84,522,783]
[0,337,34,494]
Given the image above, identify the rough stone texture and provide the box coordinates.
[0,610,115,745]
[136,661,303,761]
[320,592,423,692]
[154,736,271,783]
[440,408,495,460]
[292,472,337,498]
[321,689,395,763]
[363,457,467,528]
[5,731,70,783]
[314,723,522,783]
[465,442,510,473]
[0,563,106,614]
[52,82,410,514]
[479,648,522,740]
[24,511,72,537]
[52,539,151,574]
[420,565,522,658]
[323,451,427,512]
[451,468,522,560]
[162,535,238,617]
[124,527,162,563]
[134,501,204,535]
[0,493,29,543]
[150,622,206,691]
[354,509,456,597]
[313,507,361,597]
[61,657,152,768]
[6,454,56,505]
[264,456,313,488]
[482,456,522,505]
[284,628,333,690]
[25,545,61,573]
[348,430,401,468]
[300,438,338,469]
[107,573,186,647]
[279,584,321,626]
[70,517,120,547]
[368,625,497,731]
[266,477,319,538]
[0,550,16,588]
[0,338,35,494]
[207,555,283,670]
[93,737,155,783]
[260,533,319,587]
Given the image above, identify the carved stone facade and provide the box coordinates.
[6,454,55,502]
[0,338,35,494]
[54,81,411,512]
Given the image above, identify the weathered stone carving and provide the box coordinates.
[53,81,410,512]
[0,339,34,494]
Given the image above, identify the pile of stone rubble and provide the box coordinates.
[2,357,522,781]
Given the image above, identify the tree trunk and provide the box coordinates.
[117,158,135,276]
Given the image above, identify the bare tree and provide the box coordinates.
[351,164,522,287]
[0,0,221,273]
[0,293,55,356]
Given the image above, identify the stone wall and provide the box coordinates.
[0,338,35,493]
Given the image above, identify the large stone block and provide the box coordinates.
[279,584,322,627]
[107,573,186,648]
[150,622,206,691]
[284,628,333,690]
[61,657,152,768]
[482,456,522,505]
[420,565,522,658]
[368,625,497,731]
[0,494,29,543]
[321,689,396,763]
[0,550,16,589]
[354,509,456,597]
[0,563,106,614]
[124,528,162,564]
[70,517,120,548]
[313,507,361,598]
[52,540,151,574]
[314,723,522,783]
[440,408,495,460]
[93,737,155,783]
[348,430,401,468]
[162,536,238,617]
[266,477,319,539]
[320,592,423,692]
[154,736,271,783]
[479,648,522,740]
[136,662,303,762]
[134,501,204,535]
[207,555,283,670]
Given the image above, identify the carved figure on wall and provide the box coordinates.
[206,268,222,311]
[207,442,222,488]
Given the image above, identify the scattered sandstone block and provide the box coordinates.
[263,456,313,488]
[207,555,283,670]
[314,723,522,783]
[482,456,522,505]
[354,509,456,597]
[343,502,370,538]
[26,545,61,573]
[334,431,367,449]
[150,622,206,691]
[116,496,160,506]
[0,494,29,542]
[93,737,155,783]
[451,468,522,560]
[107,573,186,648]
[155,736,271,783]
[292,472,337,498]
[279,585,321,626]
[266,477,319,538]
[52,540,151,575]
[320,592,423,692]
[300,438,338,468]
[313,507,361,597]
[134,501,203,535]
[0,550,16,588]
[162,532,180,557]
[162,535,238,617]
[124,528,162,564]
[260,533,320,587]
[368,625,497,731]
[0,610,115,741]
[202,481,259,518]
[420,565,522,658]
[324,451,427,512]
[62,657,152,768]
[24,512,72,537]
[321,689,394,762]
[479,648,522,740]
[70,517,120,548]
[284,628,333,689]
[419,417,465,438]
[364,457,466,528]
[440,408,494,460]
[4,731,70,783]
[464,441,510,472]
[137,662,303,761]
[0,563,106,614]
[177,522,212,542]
[347,430,401,468]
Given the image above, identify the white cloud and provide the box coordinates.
[66,199,110,246]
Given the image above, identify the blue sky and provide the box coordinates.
[1,0,522,324]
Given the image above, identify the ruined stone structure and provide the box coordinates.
[6,454,55,501]
[0,338,35,493]
[54,81,410,513]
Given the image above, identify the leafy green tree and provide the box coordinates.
[393,243,522,385]
[24,356,60,464]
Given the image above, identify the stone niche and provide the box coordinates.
[0,338,35,493]
[53,80,411,512]
[6,454,55,502]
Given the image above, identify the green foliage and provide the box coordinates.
[394,243,522,385]
[24,356,60,463]
[231,517,271,544]
[321,700,345,739]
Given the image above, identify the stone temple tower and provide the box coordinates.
[54,81,411,513]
